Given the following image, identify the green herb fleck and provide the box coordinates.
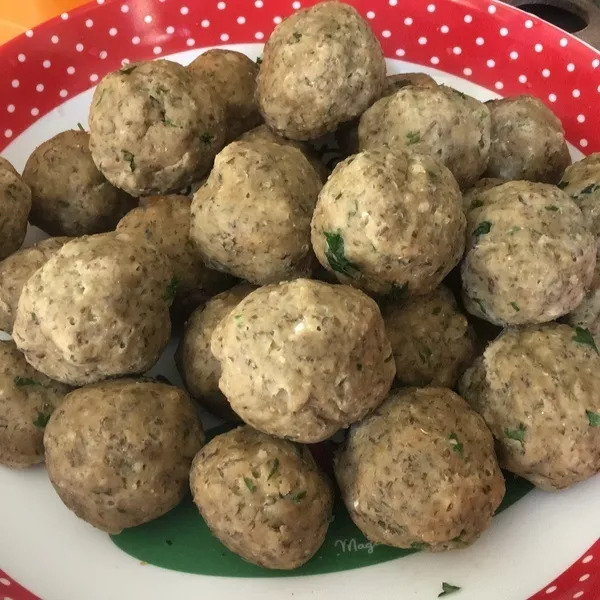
[267,458,280,480]
[120,64,136,74]
[164,276,179,307]
[573,327,599,355]
[14,376,44,387]
[122,150,135,172]
[557,180,568,189]
[470,198,484,209]
[289,490,307,504]
[324,232,359,277]
[256,56,263,65]
[77,122,85,132]
[448,432,464,457]
[473,221,492,238]
[578,183,600,195]
[439,582,461,597]
[545,205,559,212]
[508,226,521,234]
[234,314,243,327]
[244,477,256,492]
[586,410,600,427]
[406,131,421,145]
[163,118,179,128]
[33,411,52,428]
[452,533,464,543]
[505,423,527,447]
[510,302,520,312]
[201,132,214,145]
[453,90,467,99]
[410,541,428,550]
[472,297,487,315]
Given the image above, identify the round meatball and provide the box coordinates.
[257,1,385,140]
[44,379,204,533]
[89,60,226,196]
[190,140,322,284]
[311,149,465,296]
[189,49,261,142]
[190,425,333,569]
[0,159,31,260]
[462,181,595,326]
[462,177,505,213]
[116,195,235,320]
[211,279,395,443]
[176,284,255,420]
[22,130,135,236]
[459,324,600,490]
[382,286,476,388]
[0,237,71,333]
[485,95,571,184]
[359,85,491,189]
[0,340,71,468]
[559,153,600,254]
[335,387,504,550]
[13,233,173,385]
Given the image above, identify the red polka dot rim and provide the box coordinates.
[1,1,600,599]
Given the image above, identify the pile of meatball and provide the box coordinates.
[2,0,600,570]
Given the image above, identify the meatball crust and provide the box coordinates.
[567,264,600,337]
[335,387,504,551]
[0,159,31,260]
[311,149,465,296]
[176,284,255,420]
[462,181,595,326]
[190,425,333,569]
[189,49,261,142]
[257,1,385,140]
[116,195,234,319]
[459,324,600,490]
[22,130,135,237]
[462,178,506,213]
[0,237,71,333]
[211,279,395,442]
[485,95,571,184]
[13,233,173,385]
[44,379,204,533]
[0,340,71,468]
[190,140,322,284]
[359,85,491,189]
[89,59,226,196]
[383,286,476,388]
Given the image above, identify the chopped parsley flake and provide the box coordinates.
[324,232,359,277]
[77,122,85,132]
[473,221,492,238]
[439,582,461,597]
[586,410,600,427]
[472,297,487,315]
[201,132,214,145]
[510,302,520,312]
[470,198,484,209]
[244,477,256,492]
[289,490,307,504]
[410,541,428,550]
[164,276,179,307]
[163,118,179,128]
[557,181,568,189]
[448,433,464,457]
[508,226,521,234]
[505,423,527,447]
[406,131,421,145]
[573,327,599,355]
[14,376,44,387]
[234,314,243,327]
[33,411,52,428]
[267,458,280,480]
[122,150,135,172]
[545,205,559,212]
[256,56,263,65]
[577,183,600,195]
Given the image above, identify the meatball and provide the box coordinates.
[176,284,255,420]
[462,181,595,326]
[335,387,504,550]
[13,233,173,385]
[44,379,204,533]
[559,153,600,254]
[0,158,31,260]
[567,264,600,337]
[485,95,571,184]
[0,237,70,333]
[211,279,395,442]
[189,49,261,142]
[359,85,491,189]
[22,130,135,237]
[0,340,71,468]
[311,149,465,296]
[257,1,385,140]
[190,425,333,569]
[0,156,17,175]
[190,140,322,284]
[89,60,226,196]
[462,177,505,213]
[116,195,235,320]
[459,324,600,490]
[382,286,476,388]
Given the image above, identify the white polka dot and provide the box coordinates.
[560,38,568,47]
[573,89,581,98]
[186,38,195,46]
[542,68,550,77]
[500,27,508,36]
[25,30,33,38]
[6,104,14,113]
[43,59,51,68]
[292,1,301,8]
[181,6,189,14]
[273,16,282,24]
[476,37,485,46]
[35,83,44,92]
[573,592,584,599]
[389,0,397,5]
[395,48,405,57]
[31,107,39,116]
[132,35,140,44]
[579,574,590,582]
[166,26,175,34]
[440,25,449,33]
[4,130,13,138]
[546,586,557,594]
[121,4,129,13]
[121,58,130,66]
[217,2,226,9]
[582,555,594,564]
[4,595,14,600]
[535,43,543,52]
[382,30,391,38]
[109,27,117,36]
[51,35,59,44]
[464,14,472,23]
[427,4,436,13]
[366,10,375,19]
[567,63,575,72]
[519,74,527,83]
[144,15,153,23]
[90,73,99,82]
[596,85,600,93]
[525,19,533,28]
[17,53,25,63]
[201,20,210,27]
[76,43,84,51]
[463,67,472,76]
[220,33,229,41]
[255,31,264,40]
[255,0,263,6]
[430,56,439,65]
[593,59,600,68]
[61,12,69,20]
[97,0,104,4]
[548,93,557,102]
[237,16,246,24]
[153,46,162,55]
[487,59,495,68]
[488,4,496,13]
[67,65,75,74]
[404,17,413,26]
[577,114,586,123]
[11,79,19,88]
[453,46,462,55]
[418,36,427,45]
[99,50,107,59]
[85,19,93,27]
[510,51,519,60]
[60,89,68,98]
[0,578,10,585]
[495,81,504,90]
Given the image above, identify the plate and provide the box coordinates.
[1,1,600,599]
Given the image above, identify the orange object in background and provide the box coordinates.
[0,0,89,44]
